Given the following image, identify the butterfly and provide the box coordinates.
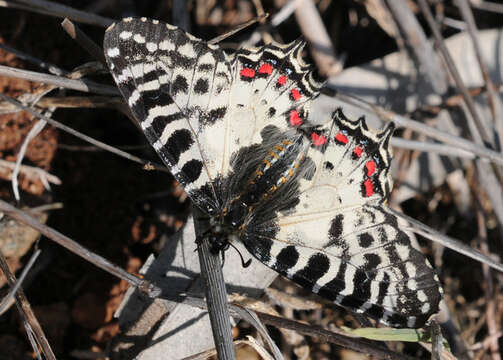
[103,17,442,328]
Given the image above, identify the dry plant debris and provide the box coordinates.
[0,1,502,359]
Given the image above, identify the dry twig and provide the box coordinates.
[0,249,55,360]
[0,64,118,95]
[1,0,113,27]
[0,94,169,173]
[294,0,342,76]
[0,199,159,297]
[0,159,61,185]
[61,18,107,64]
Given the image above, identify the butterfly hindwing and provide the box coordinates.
[241,112,442,328]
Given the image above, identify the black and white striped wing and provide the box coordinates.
[242,111,442,328]
[103,17,322,212]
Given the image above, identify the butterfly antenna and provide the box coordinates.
[228,242,252,268]
[208,14,269,45]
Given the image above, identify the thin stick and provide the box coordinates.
[417,0,492,146]
[390,138,475,159]
[469,0,503,14]
[335,92,503,166]
[456,0,503,150]
[0,64,118,96]
[245,0,300,46]
[0,249,56,360]
[476,206,501,360]
[474,159,503,228]
[385,0,447,94]
[0,96,124,112]
[388,207,503,273]
[0,94,169,173]
[193,205,236,360]
[0,43,65,75]
[208,14,269,45]
[0,199,160,297]
[4,0,114,27]
[0,249,40,315]
[172,0,190,32]
[294,0,342,76]
[12,119,47,200]
[61,18,107,64]
[177,295,415,360]
[430,320,443,360]
[0,159,61,185]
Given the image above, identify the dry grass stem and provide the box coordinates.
[385,0,447,94]
[0,94,169,172]
[389,208,503,273]
[0,159,61,185]
[418,0,491,146]
[0,249,40,315]
[335,92,503,166]
[456,0,503,149]
[0,249,55,360]
[294,0,342,76]
[0,64,118,95]
[3,0,113,27]
[0,43,65,75]
[61,18,107,64]
[0,199,157,295]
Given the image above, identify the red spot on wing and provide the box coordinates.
[366,161,376,176]
[277,75,287,86]
[353,146,363,158]
[258,63,273,75]
[311,133,327,146]
[240,67,255,78]
[291,89,301,101]
[335,133,348,144]
[364,179,374,197]
[289,110,302,126]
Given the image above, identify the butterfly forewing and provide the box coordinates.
[104,18,231,210]
[104,17,323,211]
[104,17,442,329]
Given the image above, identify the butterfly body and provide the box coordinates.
[104,17,442,328]
[201,130,310,254]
